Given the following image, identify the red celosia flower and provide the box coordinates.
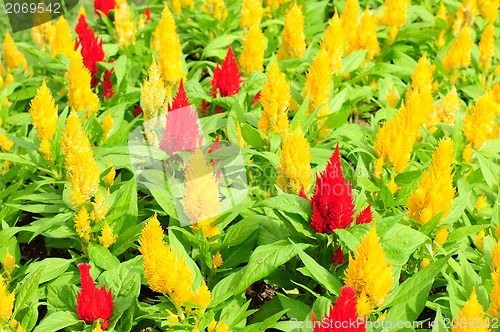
[312,286,366,331]
[75,15,105,88]
[102,59,115,99]
[160,106,201,156]
[356,205,372,224]
[76,264,113,329]
[252,91,261,104]
[210,46,242,98]
[168,81,190,113]
[309,144,355,233]
[298,186,308,199]
[94,0,116,18]
[133,104,143,117]
[144,6,151,23]
[330,247,346,266]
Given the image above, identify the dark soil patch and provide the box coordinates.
[416,286,447,329]
[246,279,280,311]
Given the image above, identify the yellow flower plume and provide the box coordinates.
[453,288,490,332]
[114,1,136,46]
[463,92,499,150]
[3,31,28,71]
[99,221,117,249]
[240,0,263,30]
[322,10,344,74]
[240,24,265,75]
[0,274,15,322]
[67,52,99,120]
[277,3,306,60]
[50,16,74,58]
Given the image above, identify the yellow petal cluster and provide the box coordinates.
[429,87,461,127]
[239,24,265,75]
[410,53,434,94]
[50,17,74,58]
[61,112,100,207]
[258,62,290,135]
[443,27,473,73]
[276,125,312,194]
[381,0,410,40]
[139,214,212,309]
[434,227,448,246]
[3,31,28,71]
[31,22,54,50]
[303,48,331,125]
[203,0,228,21]
[114,1,137,46]
[240,0,263,30]
[374,87,434,174]
[386,86,398,108]
[99,221,117,249]
[479,0,498,22]
[153,4,184,91]
[463,92,499,149]
[0,275,14,322]
[29,80,58,160]
[74,207,91,242]
[212,252,223,269]
[91,190,108,221]
[341,0,360,53]
[277,4,306,60]
[0,132,14,152]
[141,58,167,122]
[357,7,380,60]
[2,249,15,276]
[453,289,489,332]
[345,222,393,317]
[104,160,116,187]
[407,139,455,226]
[67,52,99,120]
[184,149,221,237]
[489,240,500,316]
[479,23,495,73]
[322,10,344,74]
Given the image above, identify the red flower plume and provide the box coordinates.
[210,46,242,98]
[309,144,355,233]
[168,81,190,113]
[160,106,201,157]
[330,247,346,267]
[102,59,115,99]
[356,205,372,224]
[94,0,116,18]
[76,264,113,329]
[312,286,366,331]
[144,6,151,23]
[75,15,105,88]
[133,104,143,117]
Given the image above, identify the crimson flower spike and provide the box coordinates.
[210,45,243,98]
[94,0,116,18]
[167,81,190,113]
[144,6,151,23]
[356,205,373,224]
[76,264,114,329]
[75,15,105,88]
[312,286,366,331]
[309,144,355,233]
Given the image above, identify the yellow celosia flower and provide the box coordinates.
[462,143,473,163]
[476,194,486,214]
[479,0,498,23]
[99,221,117,249]
[141,58,167,122]
[61,112,100,207]
[374,88,434,174]
[236,122,247,148]
[430,87,460,127]
[303,48,331,125]
[386,86,398,108]
[0,132,14,152]
[488,270,500,317]
[381,0,410,40]
[453,288,489,332]
[436,2,447,20]
[239,24,265,75]
[322,10,344,74]
[91,190,108,221]
[50,16,74,58]
[434,227,448,246]
[345,222,393,317]
[153,5,184,92]
[240,0,263,30]
[31,0,55,49]
[212,251,223,269]
[102,112,113,140]
[92,322,103,332]
[463,92,499,149]
[139,214,210,306]
[114,1,136,46]
[3,248,15,276]
[407,139,455,226]
[203,0,228,21]
[443,27,473,73]
[74,207,91,242]
[0,275,15,322]
[29,80,58,160]
[266,0,286,9]
[12,319,25,332]
[104,160,115,187]
[341,0,360,54]
[191,280,212,310]
[258,62,290,135]
[184,149,221,236]
[420,258,430,269]
[277,3,306,60]
[479,23,495,73]
[358,7,380,60]
[387,176,400,194]
[491,240,500,270]
[67,52,99,120]
[3,31,28,71]
[475,230,485,252]
[78,5,87,17]
[436,29,446,48]
[276,125,312,194]
[208,320,217,332]
[411,53,434,94]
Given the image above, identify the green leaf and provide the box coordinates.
[341,50,367,74]
[235,240,310,294]
[24,258,72,284]
[256,195,311,220]
[382,255,450,309]
[13,267,43,315]
[88,243,120,271]
[33,311,80,332]
[222,215,266,247]
[291,240,342,295]
[242,123,265,148]
[381,223,429,266]
[476,153,500,190]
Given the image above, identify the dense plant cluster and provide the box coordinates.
[0,0,499,331]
